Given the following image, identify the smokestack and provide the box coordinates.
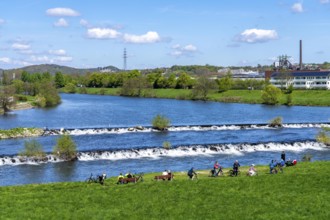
[299,40,302,70]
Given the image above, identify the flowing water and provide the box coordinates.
[0,94,329,186]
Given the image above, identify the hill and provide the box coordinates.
[1,161,329,219]
[4,64,120,75]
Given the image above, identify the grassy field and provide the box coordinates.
[69,88,330,106]
[1,161,329,219]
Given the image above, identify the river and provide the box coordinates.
[0,94,329,186]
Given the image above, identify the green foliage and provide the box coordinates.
[302,153,313,162]
[20,139,45,157]
[53,135,77,160]
[262,85,282,105]
[38,80,61,107]
[0,85,16,113]
[176,72,194,89]
[286,94,293,106]
[34,94,46,107]
[0,127,43,139]
[55,72,65,88]
[162,141,172,150]
[316,128,330,146]
[78,86,88,94]
[217,72,233,92]
[1,162,330,219]
[120,76,151,96]
[152,114,170,131]
[268,116,283,127]
[63,83,76,94]
[191,75,216,101]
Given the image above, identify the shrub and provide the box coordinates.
[79,87,88,94]
[261,85,282,105]
[302,153,313,162]
[286,94,293,106]
[316,128,330,146]
[53,135,77,161]
[152,114,170,131]
[34,95,46,107]
[268,116,283,128]
[64,83,77,94]
[163,141,172,150]
[20,139,45,158]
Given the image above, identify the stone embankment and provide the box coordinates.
[0,128,44,139]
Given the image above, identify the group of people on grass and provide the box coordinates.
[106,151,298,184]
[269,151,297,174]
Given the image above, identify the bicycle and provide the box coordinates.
[228,169,240,177]
[85,173,106,184]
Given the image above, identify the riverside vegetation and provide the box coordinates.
[0,161,329,219]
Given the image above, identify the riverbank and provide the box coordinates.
[0,127,43,139]
[1,161,329,219]
[64,88,330,106]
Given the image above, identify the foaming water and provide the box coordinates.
[1,141,327,166]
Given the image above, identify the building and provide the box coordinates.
[269,71,330,89]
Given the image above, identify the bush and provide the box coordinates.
[286,94,293,106]
[53,135,77,160]
[20,139,45,158]
[302,154,313,162]
[268,116,283,128]
[262,85,282,105]
[79,87,88,94]
[64,83,77,94]
[163,141,172,150]
[34,95,46,108]
[316,129,330,146]
[152,114,170,131]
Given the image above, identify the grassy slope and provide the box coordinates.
[75,88,330,106]
[1,162,329,219]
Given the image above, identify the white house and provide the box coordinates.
[269,71,330,89]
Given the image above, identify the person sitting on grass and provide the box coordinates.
[247,164,257,176]
[277,159,285,173]
[98,172,107,185]
[187,167,197,180]
[125,172,133,178]
[269,160,278,174]
[117,173,124,184]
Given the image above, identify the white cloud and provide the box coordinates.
[49,49,66,55]
[182,44,197,52]
[0,57,11,63]
[30,55,50,62]
[80,19,89,27]
[12,43,31,50]
[54,18,69,27]
[291,3,304,13]
[320,0,329,4]
[54,56,73,62]
[46,8,80,17]
[123,31,161,43]
[170,44,198,57]
[0,19,5,25]
[236,28,278,43]
[87,28,121,39]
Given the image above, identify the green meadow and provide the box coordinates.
[1,161,329,219]
[71,88,330,107]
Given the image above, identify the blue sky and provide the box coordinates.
[0,0,330,70]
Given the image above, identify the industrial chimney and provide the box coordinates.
[299,40,302,70]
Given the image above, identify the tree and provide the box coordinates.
[38,80,61,107]
[152,114,170,131]
[54,72,65,88]
[120,76,150,96]
[217,72,233,92]
[64,83,77,93]
[20,140,45,158]
[268,116,283,127]
[53,135,77,160]
[176,72,192,89]
[0,85,16,113]
[191,75,216,100]
[261,85,282,105]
